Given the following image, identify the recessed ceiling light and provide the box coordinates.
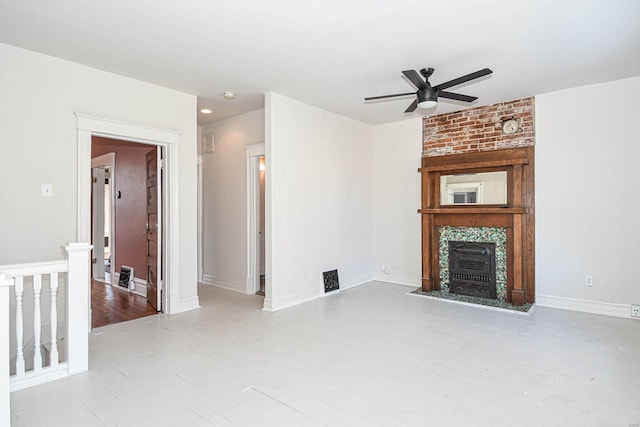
[223,91,236,100]
[200,108,212,114]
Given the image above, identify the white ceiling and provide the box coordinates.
[1,0,639,126]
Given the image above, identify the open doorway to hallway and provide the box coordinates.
[257,156,266,296]
[90,136,162,328]
[244,143,266,298]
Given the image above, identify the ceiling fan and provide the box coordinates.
[365,67,493,113]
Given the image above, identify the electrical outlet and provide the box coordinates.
[392,260,398,269]
[631,305,640,318]
[41,184,53,197]
[584,275,593,287]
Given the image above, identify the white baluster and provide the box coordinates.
[49,273,59,367]
[15,276,25,377]
[1,274,12,427]
[33,274,43,372]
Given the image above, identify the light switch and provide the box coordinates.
[42,184,53,197]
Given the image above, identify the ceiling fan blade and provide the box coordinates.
[434,68,493,90]
[404,99,418,113]
[402,70,427,90]
[364,92,415,101]
[438,91,478,102]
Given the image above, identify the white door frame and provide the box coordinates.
[197,154,204,282]
[244,143,265,295]
[91,152,116,284]
[76,113,181,314]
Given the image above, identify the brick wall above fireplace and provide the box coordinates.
[423,97,534,157]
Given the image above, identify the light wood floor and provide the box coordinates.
[10,282,640,426]
[91,279,158,329]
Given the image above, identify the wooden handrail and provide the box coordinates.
[0,261,67,278]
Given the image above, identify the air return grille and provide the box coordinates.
[323,269,340,293]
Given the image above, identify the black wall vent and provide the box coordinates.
[323,269,340,293]
[118,265,134,289]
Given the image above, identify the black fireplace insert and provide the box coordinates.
[448,241,496,299]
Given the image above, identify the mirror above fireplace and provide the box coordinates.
[440,171,507,205]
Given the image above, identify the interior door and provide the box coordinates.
[92,167,106,280]
[146,148,162,311]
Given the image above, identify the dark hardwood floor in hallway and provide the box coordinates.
[91,280,158,329]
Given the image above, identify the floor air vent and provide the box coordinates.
[323,269,340,293]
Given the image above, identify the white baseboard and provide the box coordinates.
[171,296,200,314]
[340,273,374,291]
[131,278,147,297]
[263,274,374,312]
[262,287,319,312]
[262,297,275,312]
[536,294,636,319]
[201,274,245,293]
[372,272,421,287]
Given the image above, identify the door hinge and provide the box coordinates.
[92,177,97,183]
[160,159,166,169]
[91,257,97,264]
[104,236,109,247]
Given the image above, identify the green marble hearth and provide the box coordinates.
[439,226,507,301]
[409,288,533,313]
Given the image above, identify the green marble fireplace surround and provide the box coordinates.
[439,226,508,301]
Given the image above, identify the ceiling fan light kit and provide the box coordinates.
[417,87,438,109]
[365,67,492,114]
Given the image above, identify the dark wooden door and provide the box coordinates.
[146,148,161,311]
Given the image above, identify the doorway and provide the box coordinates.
[91,153,116,285]
[90,137,162,328]
[244,143,266,296]
[257,156,266,295]
[76,113,182,319]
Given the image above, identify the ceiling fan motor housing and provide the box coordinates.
[418,86,438,106]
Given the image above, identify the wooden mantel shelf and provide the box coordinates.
[418,207,526,215]
[418,158,528,173]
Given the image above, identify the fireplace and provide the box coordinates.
[419,146,535,305]
[448,241,496,299]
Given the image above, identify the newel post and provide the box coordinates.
[64,242,92,375]
[0,273,13,427]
